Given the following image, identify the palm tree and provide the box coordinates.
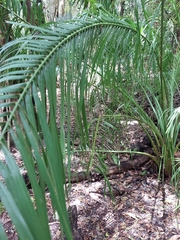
[0,0,180,239]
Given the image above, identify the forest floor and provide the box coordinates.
[2,169,180,240]
[0,92,180,240]
[1,120,180,240]
[64,121,180,240]
[66,170,180,240]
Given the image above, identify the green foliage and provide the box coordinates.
[0,0,180,239]
[0,0,45,43]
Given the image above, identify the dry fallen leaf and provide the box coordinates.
[168,235,180,240]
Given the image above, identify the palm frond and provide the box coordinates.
[0,12,159,238]
[0,15,142,134]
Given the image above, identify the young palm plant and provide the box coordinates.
[0,0,180,239]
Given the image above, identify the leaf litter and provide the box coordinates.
[0,113,180,239]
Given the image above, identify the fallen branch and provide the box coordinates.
[67,152,152,184]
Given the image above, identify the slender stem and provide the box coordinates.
[160,0,166,112]
[87,115,101,172]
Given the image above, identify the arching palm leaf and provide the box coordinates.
[0,11,158,239]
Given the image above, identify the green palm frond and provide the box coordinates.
[0,0,179,237]
[4,0,44,25]
[0,0,45,43]
[0,15,143,135]
[0,9,167,238]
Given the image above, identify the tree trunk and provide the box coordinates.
[42,0,65,21]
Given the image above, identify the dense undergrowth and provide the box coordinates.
[0,0,180,239]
